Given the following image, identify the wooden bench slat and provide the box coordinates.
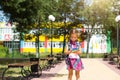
[8,61,38,68]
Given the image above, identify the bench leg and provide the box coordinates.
[21,68,31,78]
[2,68,9,80]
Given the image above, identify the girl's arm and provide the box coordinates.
[73,46,81,55]
[77,46,81,54]
[64,44,72,55]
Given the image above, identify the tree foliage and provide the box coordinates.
[84,0,120,35]
[0,0,55,33]
[83,0,120,51]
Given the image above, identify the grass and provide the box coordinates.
[80,53,104,58]
[0,50,105,59]
[0,45,117,58]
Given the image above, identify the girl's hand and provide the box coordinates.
[66,50,72,54]
[73,50,80,54]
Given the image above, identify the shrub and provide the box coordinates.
[80,53,104,58]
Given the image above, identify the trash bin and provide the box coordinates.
[30,58,39,72]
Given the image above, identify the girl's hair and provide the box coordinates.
[69,28,79,37]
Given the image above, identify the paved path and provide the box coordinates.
[31,59,120,80]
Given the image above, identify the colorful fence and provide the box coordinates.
[20,34,111,54]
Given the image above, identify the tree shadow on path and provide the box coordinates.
[31,72,67,80]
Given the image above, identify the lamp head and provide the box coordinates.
[48,15,55,21]
[115,15,120,22]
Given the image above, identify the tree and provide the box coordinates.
[83,0,120,54]
[54,0,85,57]
[0,0,54,32]
[0,0,58,57]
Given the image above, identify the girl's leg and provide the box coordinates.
[68,69,73,80]
[75,70,80,80]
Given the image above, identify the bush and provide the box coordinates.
[0,46,8,53]
[80,53,104,58]
[112,48,117,54]
[0,46,9,58]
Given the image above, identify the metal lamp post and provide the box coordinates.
[48,15,55,56]
[33,29,40,58]
[12,27,15,58]
[115,14,120,55]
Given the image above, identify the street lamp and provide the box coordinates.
[48,15,55,22]
[48,15,55,56]
[32,29,40,58]
[12,27,15,58]
[115,14,120,55]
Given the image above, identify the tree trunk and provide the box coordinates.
[86,33,90,58]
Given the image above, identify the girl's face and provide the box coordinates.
[70,33,78,42]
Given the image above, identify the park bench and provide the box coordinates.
[103,53,119,65]
[108,54,119,65]
[40,56,59,71]
[103,53,120,69]
[103,53,118,61]
[103,53,110,61]
[46,55,55,69]
[55,53,62,61]
[2,58,42,80]
[117,56,120,68]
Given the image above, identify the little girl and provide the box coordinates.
[65,29,83,80]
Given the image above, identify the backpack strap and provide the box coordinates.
[76,41,80,50]
[68,41,80,50]
[68,42,71,50]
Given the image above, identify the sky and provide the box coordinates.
[0,10,9,22]
[84,0,93,6]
